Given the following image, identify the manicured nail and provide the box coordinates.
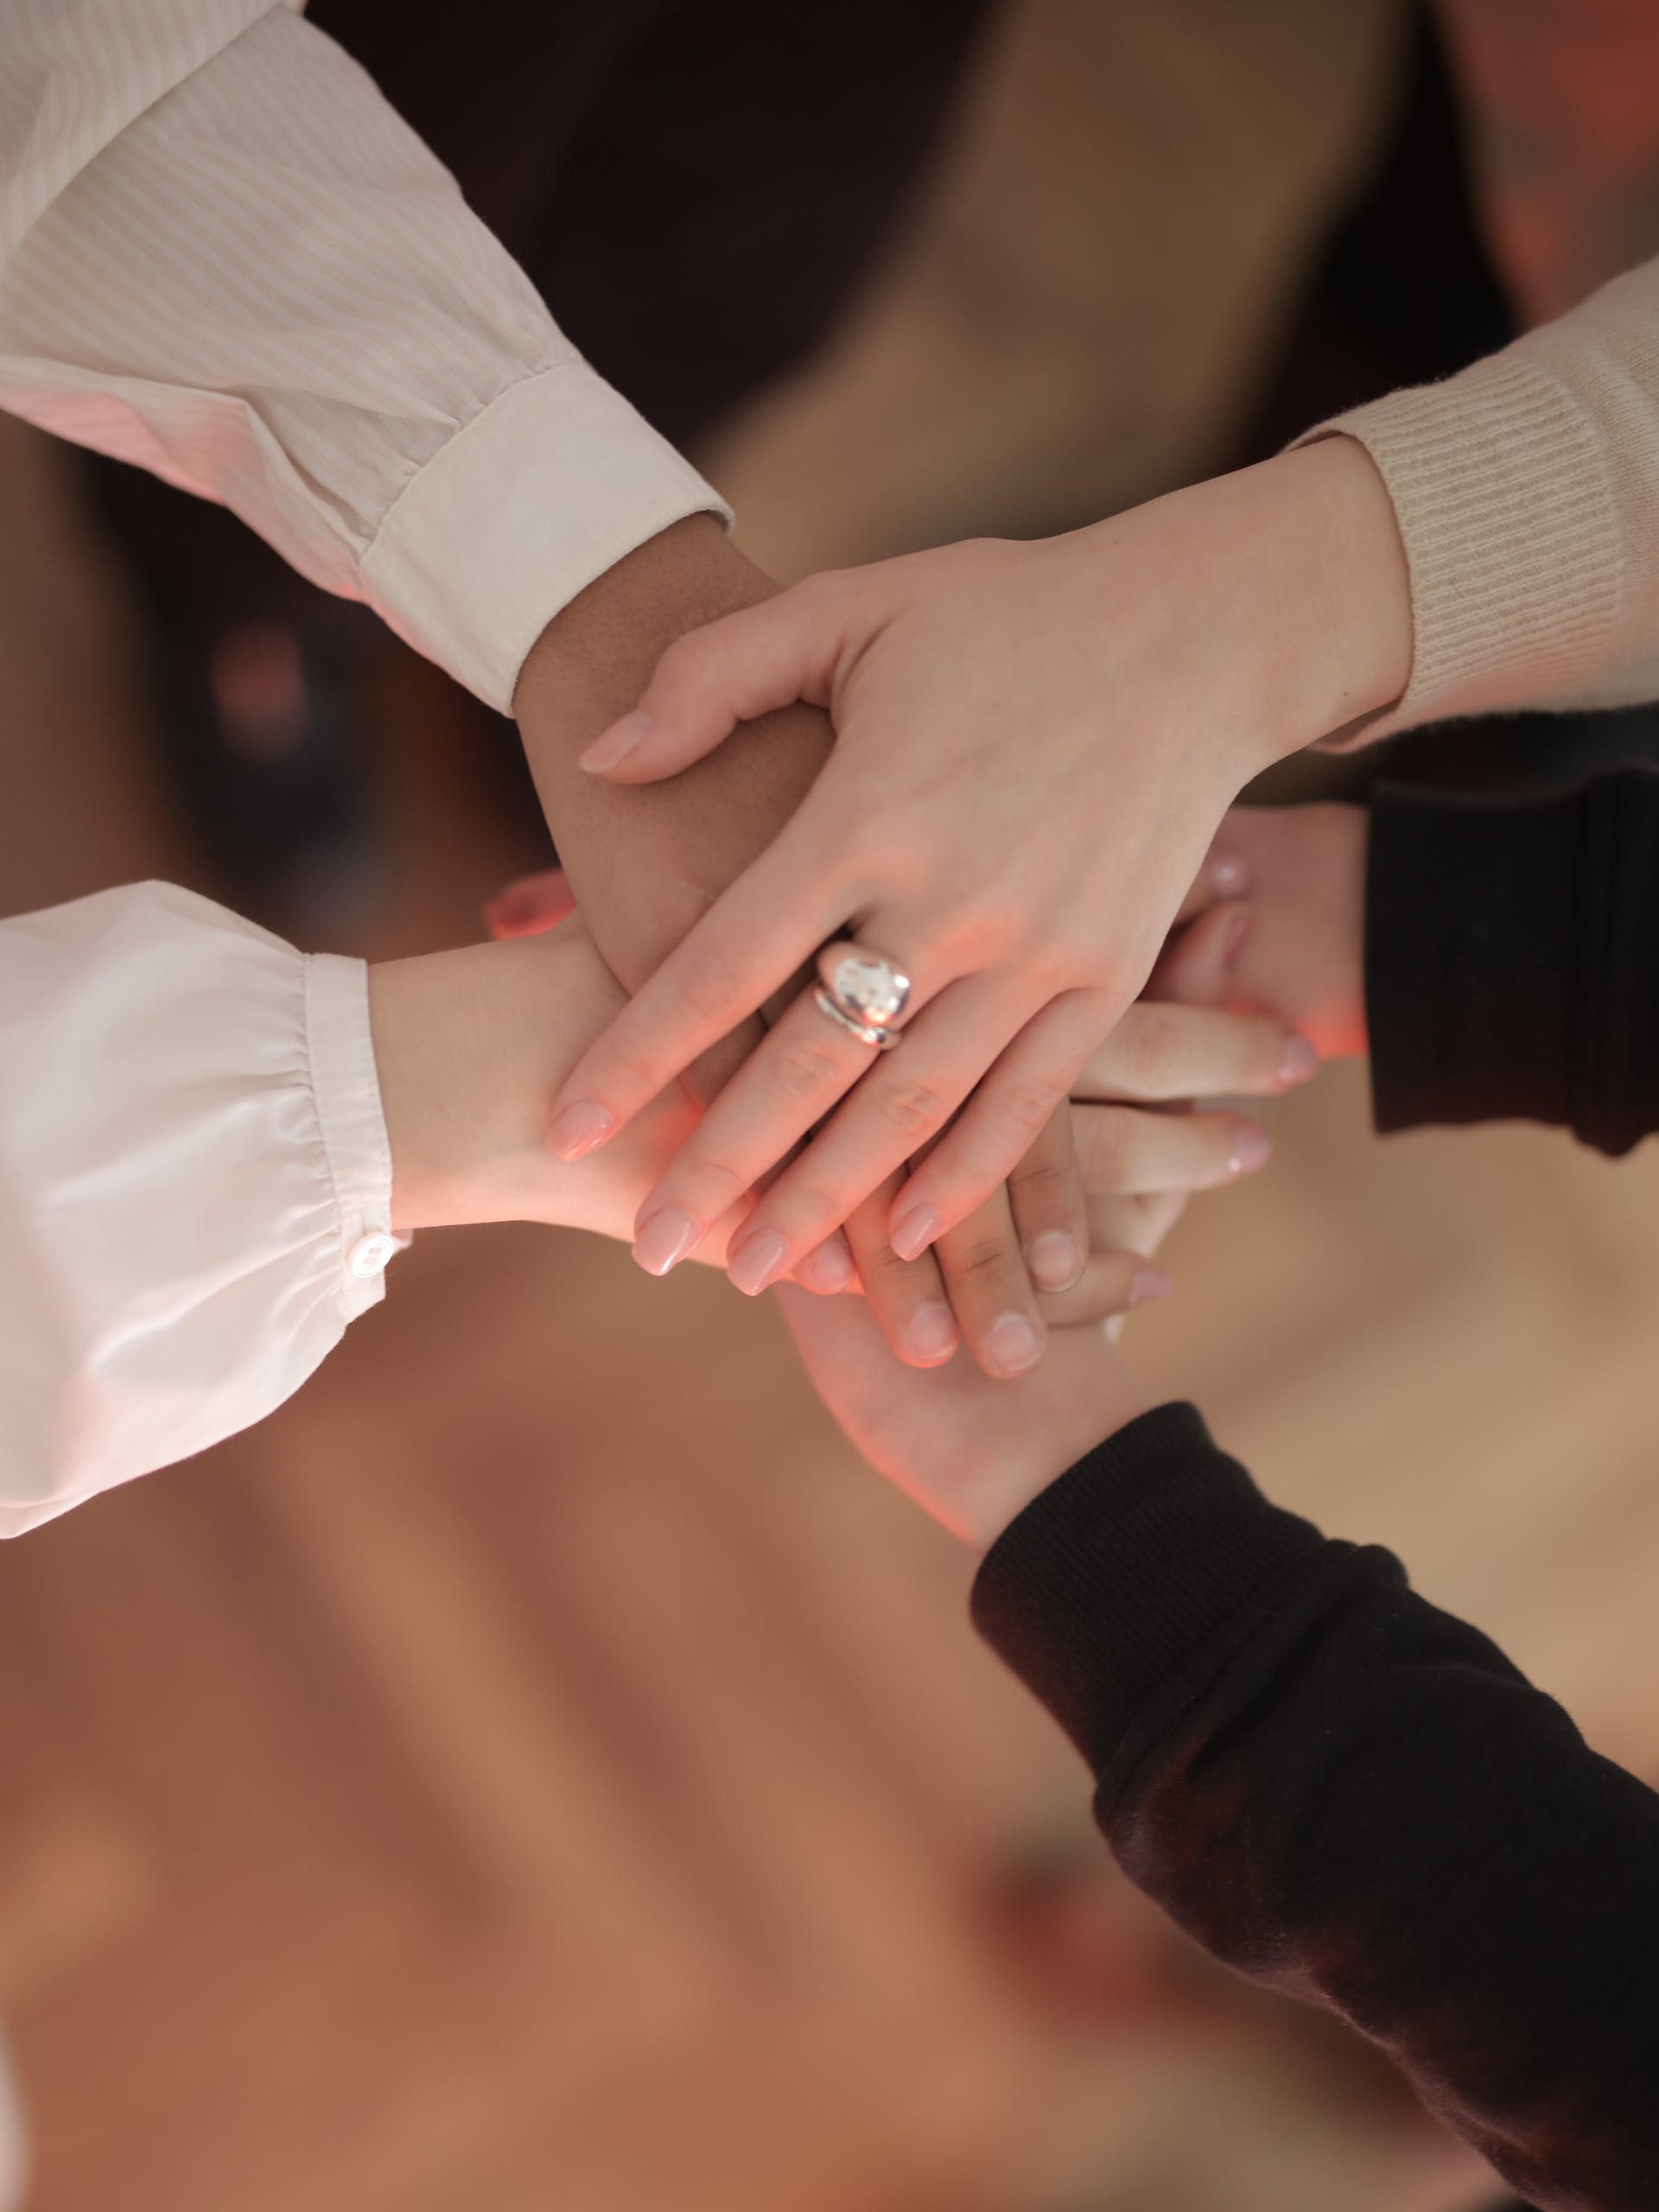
[1229,1122,1272,1176]
[1129,1267,1172,1306]
[983,1313,1042,1377]
[578,709,651,773]
[1026,1230,1084,1293]
[1278,1034,1319,1088]
[632,1206,699,1278]
[728,1229,791,1298]
[800,1237,855,1294]
[906,1303,959,1365]
[1212,854,1250,899]
[890,1205,943,1262]
[548,1100,614,1160]
[1223,907,1255,963]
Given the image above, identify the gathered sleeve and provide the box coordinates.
[0,881,397,1533]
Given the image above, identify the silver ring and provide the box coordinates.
[814,943,912,1049]
[812,987,903,1051]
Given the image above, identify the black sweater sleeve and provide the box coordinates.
[1366,766,1659,1150]
[972,1405,1659,2212]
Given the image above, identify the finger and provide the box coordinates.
[576,578,851,783]
[485,867,575,939]
[1076,1001,1318,1104]
[842,1181,960,1369]
[546,816,880,1158]
[1005,1107,1089,1294]
[1039,1249,1173,1328]
[721,973,1041,1285]
[1171,837,1251,925]
[631,970,914,1280]
[933,1186,1048,1382]
[887,990,1113,1257]
[1147,899,1252,1007]
[1071,1102,1271,1198]
[791,1230,857,1296]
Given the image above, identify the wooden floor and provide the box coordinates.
[4,5,1652,2205]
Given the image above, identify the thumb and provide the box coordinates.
[1146,900,1253,1009]
[575,580,845,784]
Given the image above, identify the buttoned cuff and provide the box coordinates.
[302,952,402,1320]
[360,363,734,714]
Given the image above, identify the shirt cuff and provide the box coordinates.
[1294,353,1622,745]
[359,363,734,713]
[302,952,401,1320]
[970,1402,1330,1779]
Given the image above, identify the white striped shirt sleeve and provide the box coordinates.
[0,0,728,711]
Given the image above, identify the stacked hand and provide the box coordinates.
[543,441,1407,1364]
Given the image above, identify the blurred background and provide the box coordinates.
[2,1,1657,2205]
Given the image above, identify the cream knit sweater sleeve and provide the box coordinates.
[1300,251,1659,741]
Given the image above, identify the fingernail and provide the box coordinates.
[728,1229,791,1298]
[800,1237,855,1294]
[1129,1268,1172,1306]
[1229,1122,1272,1176]
[1212,854,1250,899]
[548,1100,615,1160]
[890,1205,943,1262]
[578,709,652,773]
[906,1303,959,1364]
[1223,907,1255,963]
[1277,1034,1319,1088]
[983,1313,1042,1377]
[1026,1230,1084,1293]
[632,1206,700,1278]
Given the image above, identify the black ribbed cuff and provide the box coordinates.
[1366,784,1578,1136]
[969,1403,1326,1777]
[1366,771,1659,1154]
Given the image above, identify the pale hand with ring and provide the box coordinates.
[545,440,1409,1306]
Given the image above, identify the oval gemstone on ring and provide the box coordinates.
[824,951,909,1027]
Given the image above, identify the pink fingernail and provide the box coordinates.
[801,1237,855,1294]
[728,1229,790,1298]
[632,1206,699,1277]
[1212,854,1250,899]
[906,1304,959,1365]
[548,1100,615,1160]
[1277,1034,1319,1088]
[983,1313,1043,1377]
[1230,1122,1272,1175]
[1129,1267,1172,1306]
[890,1205,943,1262]
[1027,1230,1083,1292]
[578,710,652,773]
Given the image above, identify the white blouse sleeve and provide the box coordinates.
[0,1,728,712]
[0,881,397,1535]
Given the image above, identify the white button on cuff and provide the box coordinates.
[347,1230,398,1281]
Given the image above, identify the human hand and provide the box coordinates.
[468,879,1309,1363]
[778,1188,1166,1548]
[1160,804,1368,1058]
[547,439,1407,1298]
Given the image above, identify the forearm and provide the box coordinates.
[1366,767,1659,1151]
[973,1405,1659,2208]
[369,923,738,1252]
[512,517,833,1014]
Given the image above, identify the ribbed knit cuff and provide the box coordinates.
[1366,772,1659,1152]
[970,1403,1328,1777]
[1366,785,1579,1137]
[1295,353,1621,745]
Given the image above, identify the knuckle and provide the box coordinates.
[679,945,746,1027]
[1080,1113,1128,1191]
[1009,1159,1071,1211]
[772,1039,845,1104]
[873,1076,947,1140]
[948,1234,1017,1283]
[1001,1073,1068,1136]
[1121,1007,1182,1093]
